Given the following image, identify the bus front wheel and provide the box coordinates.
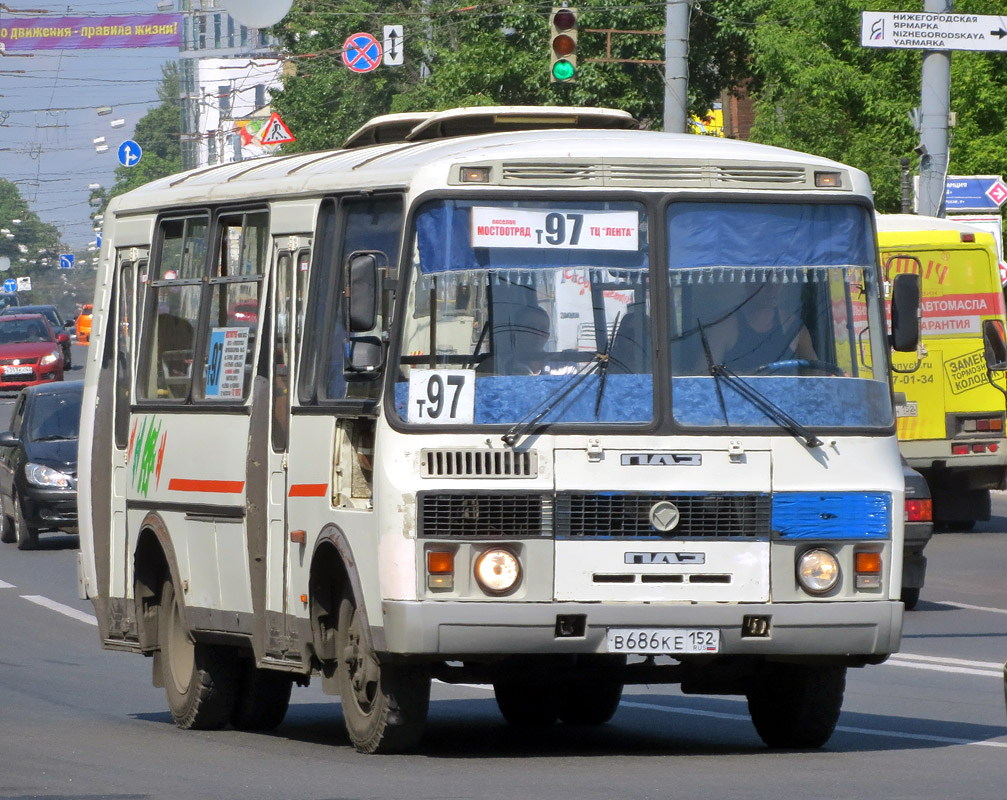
[746,663,846,749]
[336,588,429,754]
[159,576,237,730]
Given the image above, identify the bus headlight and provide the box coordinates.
[474,548,521,595]
[797,548,840,595]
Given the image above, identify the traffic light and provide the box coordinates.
[549,6,577,83]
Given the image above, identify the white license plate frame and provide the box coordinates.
[606,627,720,654]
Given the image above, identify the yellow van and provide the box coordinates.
[878,214,1007,529]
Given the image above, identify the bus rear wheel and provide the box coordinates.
[336,588,429,754]
[746,663,846,749]
[231,661,293,731]
[160,576,237,730]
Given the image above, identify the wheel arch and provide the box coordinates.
[133,511,183,654]
[307,524,373,670]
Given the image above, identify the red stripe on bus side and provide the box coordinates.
[168,479,245,493]
[288,483,328,497]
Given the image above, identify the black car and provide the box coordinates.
[0,304,74,368]
[0,380,82,550]
[902,455,934,610]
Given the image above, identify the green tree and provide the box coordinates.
[749,0,1007,212]
[270,0,766,151]
[0,179,65,275]
[108,62,183,199]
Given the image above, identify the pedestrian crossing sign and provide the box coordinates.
[260,113,296,145]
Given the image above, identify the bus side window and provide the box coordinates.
[326,197,402,399]
[138,216,207,401]
[197,210,267,402]
[114,258,136,448]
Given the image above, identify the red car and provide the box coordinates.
[0,314,66,391]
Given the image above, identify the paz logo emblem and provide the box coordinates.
[649,501,680,533]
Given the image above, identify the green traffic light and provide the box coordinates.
[552,59,575,81]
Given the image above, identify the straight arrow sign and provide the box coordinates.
[862,11,1007,51]
[383,24,404,66]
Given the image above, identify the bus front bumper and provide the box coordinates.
[378,599,903,659]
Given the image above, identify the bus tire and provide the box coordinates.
[558,683,623,725]
[336,588,429,754]
[747,663,846,749]
[160,577,237,730]
[13,492,38,551]
[493,682,560,727]
[231,661,293,731]
[901,586,921,611]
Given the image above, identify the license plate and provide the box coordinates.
[607,628,720,654]
[2,365,33,376]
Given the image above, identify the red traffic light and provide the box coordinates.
[553,8,576,30]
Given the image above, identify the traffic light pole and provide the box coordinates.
[663,0,691,133]
[917,0,952,217]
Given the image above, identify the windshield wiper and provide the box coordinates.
[593,312,622,417]
[707,363,823,449]
[502,354,606,448]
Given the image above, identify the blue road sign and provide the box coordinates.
[59,254,74,269]
[945,176,1007,212]
[3,279,16,293]
[342,32,382,73]
[118,139,142,168]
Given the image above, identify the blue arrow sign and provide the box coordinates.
[945,176,1007,211]
[118,139,142,168]
[59,254,74,269]
[3,279,16,293]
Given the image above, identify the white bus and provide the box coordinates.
[78,106,921,753]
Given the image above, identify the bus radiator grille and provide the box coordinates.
[418,492,552,538]
[555,493,771,539]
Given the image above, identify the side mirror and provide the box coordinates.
[890,272,922,352]
[983,319,1007,371]
[343,335,384,381]
[344,251,381,334]
[0,431,20,448]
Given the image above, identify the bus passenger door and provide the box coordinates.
[111,252,145,603]
[262,241,310,657]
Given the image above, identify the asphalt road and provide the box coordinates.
[0,343,1004,799]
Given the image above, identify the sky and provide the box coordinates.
[0,1,179,249]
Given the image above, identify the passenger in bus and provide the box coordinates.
[478,303,551,375]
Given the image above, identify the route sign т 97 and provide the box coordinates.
[861,11,1007,51]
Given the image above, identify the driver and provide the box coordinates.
[710,281,817,374]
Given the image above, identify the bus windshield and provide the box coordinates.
[668,201,893,430]
[394,198,893,432]
[395,198,652,427]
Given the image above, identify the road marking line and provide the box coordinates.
[883,659,1001,678]
[939,600,1007,615]
[0,579,14,589]
[621,701,1007,749]
[20,595,98,626]
[891,652,1003,670]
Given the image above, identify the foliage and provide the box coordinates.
[0,180,65,274]
[108,62,184,200]
[270,0,765,151]
[749,0,1007,213]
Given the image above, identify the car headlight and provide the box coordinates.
[40,350,61,367]
[25,462,73,489]
[796,548,840,595]
[474,548,521,595]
